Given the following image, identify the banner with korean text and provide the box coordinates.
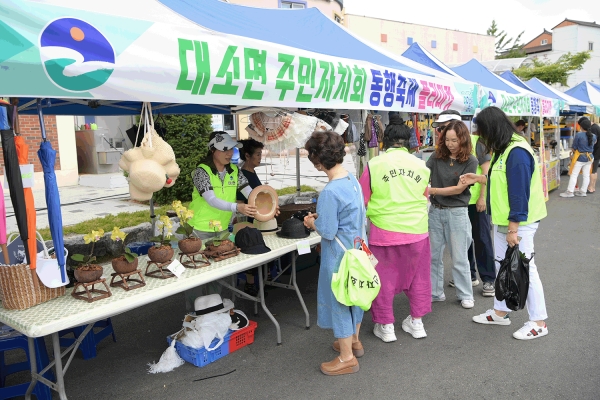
[0,1,478,114]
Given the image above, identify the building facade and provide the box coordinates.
[344,15,496,65]
[226,0,343,21]
[523,19,600,87]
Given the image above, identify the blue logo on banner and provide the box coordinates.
[40,18,115,91]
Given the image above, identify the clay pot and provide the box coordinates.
[147,245,174,263]
[74,265,103,283]
[204,239,235,254]
[178,238,202,254]
[111,256,139,274]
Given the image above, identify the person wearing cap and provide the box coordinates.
[190,131,257,238]
[431,110,462,143]
[185,132,257,310]
[303,131,365,376]
[461,107,549,340]
[359,114,431,343]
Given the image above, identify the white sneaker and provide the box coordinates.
[432,293,446,302]
[472,309,511,325]
[401,316,427,339]
[560,191,574,198]
[575,190,587,197]
[461,299,475,309]
[373,323,397,342]
[513,321,548,340]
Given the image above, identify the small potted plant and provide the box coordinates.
[203,220,237,259]
[173,201,202,254]
[148,215,174,263]
[110,227,139,274]
[71,229,105,283]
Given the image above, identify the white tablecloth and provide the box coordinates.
[0,233,321,337]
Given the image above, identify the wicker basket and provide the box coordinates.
[0,264,66,310]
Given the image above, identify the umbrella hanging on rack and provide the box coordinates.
[37,140,67,282]
[15,135,37,271]
[0,104,30,266]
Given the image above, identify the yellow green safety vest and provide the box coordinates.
[469,135,484,205]
[189,164,239,232]
[488,134,547,226]
[366,147,430,234]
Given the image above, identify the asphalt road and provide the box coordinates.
[6,178,599,400]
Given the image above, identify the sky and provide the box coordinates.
[343,0,599,46]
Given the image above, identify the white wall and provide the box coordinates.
[55,116,79,186]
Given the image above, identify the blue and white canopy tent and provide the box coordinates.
[524,77,593,114]
[451,59,563,117]
[564,82,600,116]
[402,42,464,80]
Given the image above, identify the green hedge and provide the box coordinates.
[152,114,213,204]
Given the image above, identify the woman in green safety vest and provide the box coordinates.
[184,131,257,311]
[189,131,257,239]
[461,107,549,341]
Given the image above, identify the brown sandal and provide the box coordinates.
[320,356,359,376]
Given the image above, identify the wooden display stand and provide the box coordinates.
[145,261,175,279]
[110,270,146,291]
[178,251,211,269]
[71,279,112,303]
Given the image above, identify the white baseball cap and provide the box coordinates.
[208,132,243,151]
[432,114,462,127]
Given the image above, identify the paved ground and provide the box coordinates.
[5,172,600,400]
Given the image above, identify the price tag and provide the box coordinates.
[296,240,311,255]
[167,260,185,278]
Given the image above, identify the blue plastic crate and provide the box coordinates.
[167,331,231,368]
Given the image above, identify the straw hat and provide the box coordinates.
[253,218,279,235]
[248,185,278,222]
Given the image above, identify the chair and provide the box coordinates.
[58,318,116,360]
[0,327,53,400]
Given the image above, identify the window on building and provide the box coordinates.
[431,40,437,49]
[280,1,305,8]
[407,37,413,45]
[381,34,388,43]
[541,39,548,45]
[473,45,478,53]
[334,14,342,23]
[453,43,458,51]
[590,42,594,51]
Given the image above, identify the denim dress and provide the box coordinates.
[315,174,365,339]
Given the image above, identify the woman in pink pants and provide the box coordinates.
[359,114,432,343]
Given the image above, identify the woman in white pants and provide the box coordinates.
[461,107,549,340]
[560,117,597,198]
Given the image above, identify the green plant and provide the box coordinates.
[207,231,231,247]
[71,229,104,268]
[150,216,173,247]
[487,20,524,58]
[275,185,317,196]
[513,51,592,86]
[110,227,138,262]
[172,201,197,239]
[152,114,214,204]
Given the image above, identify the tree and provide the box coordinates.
[152,114,214,204]
[487,20,525,59]
[512,51,591,86]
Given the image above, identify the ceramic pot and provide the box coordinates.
[74,265,103,283]
[111,257,139,274]
[178,238,202,254]
[147,245,174,263]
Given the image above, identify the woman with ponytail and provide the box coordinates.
[560,117,597,197]
[359,114,432,343]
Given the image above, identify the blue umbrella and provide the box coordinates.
[37,140,66,282]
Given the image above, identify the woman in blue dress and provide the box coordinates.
[303,131,365,376]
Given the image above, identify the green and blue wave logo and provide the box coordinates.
[40,18,115,92]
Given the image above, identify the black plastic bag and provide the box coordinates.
[495,244,531,311]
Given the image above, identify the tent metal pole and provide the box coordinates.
[36,99,47,141]
[150,197,156,234]
[296,148,301,194]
